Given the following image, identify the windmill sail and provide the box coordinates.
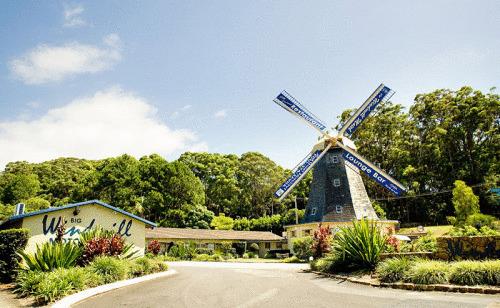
[337,143,406,196]
[338,84,394,137]
[274,144,332,201]
[274,90,328,135]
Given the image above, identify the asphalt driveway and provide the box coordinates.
[74,261,499,308]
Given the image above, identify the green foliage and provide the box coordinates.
[15,267,102,304]
[211,213,234,230]
[332,220,387,270]
[18,241,82,272]
[372,201,387,219]
[1,173,40,205]
[405,260,449,284]
[249,242,260,252]
[168,241,197,260]
[0,228,29,281]
[292,237,313,260]
[282,209,305,225]
[131,257,168,276]
[452,180,480,225]
[449,261,488,285]
[24,197,50,212]
[281,255,301,263]
[89,256,129,283]
[193,254,225,262]
[233,217,251,231]
[483,260,500,286]
[448,225,500,236]
[376,257,414,282]
[413,235,437,252]
[465,213,497,229]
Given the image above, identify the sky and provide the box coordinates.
[0,1,499,170]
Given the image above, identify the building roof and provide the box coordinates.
[1,200,156,227]
[147,227,284,241]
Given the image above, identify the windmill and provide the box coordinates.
[272,84,406,223]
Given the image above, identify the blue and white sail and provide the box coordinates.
[337,143,406,196]
[274,91,328,135]
[274,144,331,201]
[339,84,395,137]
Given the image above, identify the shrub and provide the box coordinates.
[218,241,234,255]
[193,254,224,262]
[466,214,497,229]
[376,257,414,283]
[18,241,82,272]
[292,237,313,260]
[413,235,437,252]
[16,267,103,304]
[332,220,386,270]
[281,256,301,263]
[168,241,197,260]
[14,270,45,297]
[0,228,29,281]
[195,248,213,255]
[132,257,168,275]
[147,240,161,255]
[249,243,260,252]
[483,260,500,286]
[89,256,129,283]
[449,261,487,285]
[79,232,137,265]
[452,180,479,225]
[406,260,449,284]
[311,224,331,258]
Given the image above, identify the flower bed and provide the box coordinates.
[15,256,168,305]
[435,236,500,260]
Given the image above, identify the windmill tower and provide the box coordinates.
[272,84,405,224]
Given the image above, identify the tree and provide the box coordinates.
[237,152,286,218]
[452,180,480,225]
[24,197,50,212]
[1,174,40,205]
[211,214,234,230]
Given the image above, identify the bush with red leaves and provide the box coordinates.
[78,234,126,265]
[147,240,161,255]
[311,223,331,258]
[385,235,400,252]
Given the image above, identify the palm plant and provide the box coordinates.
[332,219,387,270]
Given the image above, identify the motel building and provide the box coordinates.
[0,200,156,255]
[0,200,288,257]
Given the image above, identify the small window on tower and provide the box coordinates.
[336,205,343,213]
[311,207,317,215]
[333,179,341,187]
[332,155,339,163]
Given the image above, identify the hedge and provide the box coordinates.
[0,228,29,282]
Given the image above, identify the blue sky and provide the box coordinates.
[0,1,499,169]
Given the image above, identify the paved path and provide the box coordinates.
[75,262,500,308]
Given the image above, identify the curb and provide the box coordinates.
[311,271,500,294]
[52,269,177,308]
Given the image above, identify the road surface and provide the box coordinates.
[75,261,499,308]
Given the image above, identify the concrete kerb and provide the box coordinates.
[311,271,500,294]
[52,269,177,308]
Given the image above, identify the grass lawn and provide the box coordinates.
[398,225,452,237]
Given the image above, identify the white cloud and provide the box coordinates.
[214,109,227,119]
[63,3,87,27]
[0,88,207,169]
[9,36,121,84]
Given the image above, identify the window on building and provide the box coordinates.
[311,207,317,215]
[332,155,339,163]
[336,205,343,213]
[290,231,296,237]
[333,179,340,187]
[265,242,271,249]
[276,242,283,249]
[304,229,311,236]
